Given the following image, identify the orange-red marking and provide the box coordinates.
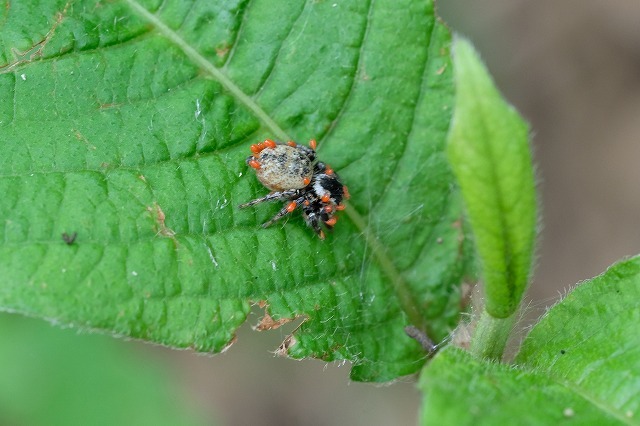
[325,167,334,175]
[264,139,276,149]
[287,141,297,147]
[324,205,333,213]
[303,200,310,206]
[248,159,261,169]
[343,186,350,200]
[286,201,297,213]
[303,177,311,186]
[250,144,261,154]
[325,217,337,226]
[309,139,317,150]
[321,194,331,203]
[336,204,346,211]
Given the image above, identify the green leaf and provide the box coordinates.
[0,0,471,381]
[0,314,207,426]
[447,37,536,319]
[419,256,640,425]
[419,347,623,425]
[515,256,640,422]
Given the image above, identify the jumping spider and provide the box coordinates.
[239,139,349,239]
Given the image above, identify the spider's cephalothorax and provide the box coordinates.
[239,139,349,239]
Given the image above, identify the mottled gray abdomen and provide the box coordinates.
[254,145,314,191]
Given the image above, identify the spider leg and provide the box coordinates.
[302,211,326,239]
[261,197,304,228]
[238,190,298,208]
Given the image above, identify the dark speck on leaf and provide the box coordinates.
[62,232,77,245]
[560,349,566,355]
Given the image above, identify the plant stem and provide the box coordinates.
[470,309,516,361]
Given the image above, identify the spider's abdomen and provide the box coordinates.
[247,142,315,191]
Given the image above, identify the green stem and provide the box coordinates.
[470,309,516,361]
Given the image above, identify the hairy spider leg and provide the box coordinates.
[261,196,306,228]
[301,199,332,239]
[302,212,327,239]
[238,189,299,209]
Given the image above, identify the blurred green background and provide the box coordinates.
[3,1,640,425]
[0,314,207,426]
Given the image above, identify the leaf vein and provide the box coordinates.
[220,0,254,69]
[123,0,289,141]
[319,0,373,146]
[252,1,308,99]
[373,17,436,210]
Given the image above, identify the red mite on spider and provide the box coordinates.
[239,139,350,239]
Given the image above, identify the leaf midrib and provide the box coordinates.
[122,0,426,330]
[124,0,288,142]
